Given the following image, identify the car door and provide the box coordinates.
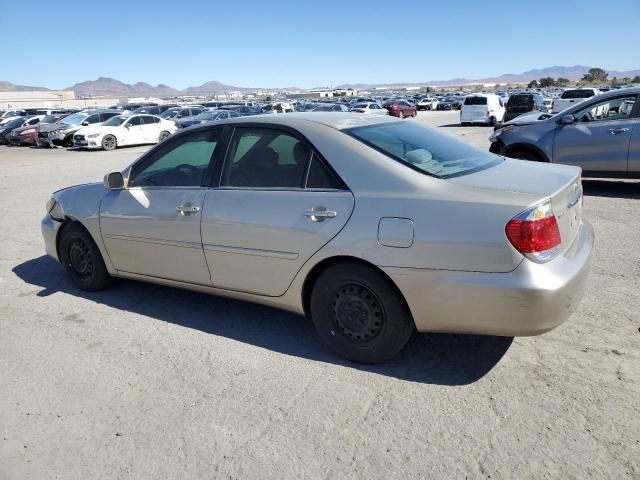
[200,125,355,297]
[139,115,159,143]
[100,128,221,284]
[553,94,638,174]
[121,116,145,145]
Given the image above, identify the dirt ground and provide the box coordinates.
[1,111,638,479]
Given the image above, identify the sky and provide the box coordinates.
[2,0,639,90]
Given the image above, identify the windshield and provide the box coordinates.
[507,95,532,106]
[42,115,59,123]
[102,115,128,127]
[59,113,89,125]
[346,121,501,179]
[195,112,217,120]
[160,109,179,118]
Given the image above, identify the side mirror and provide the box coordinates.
[104,172,125,189]
[81,121,89,126]
[125,123,131,129]
[557,114,576,125]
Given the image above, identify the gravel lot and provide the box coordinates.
[1,111,638,479]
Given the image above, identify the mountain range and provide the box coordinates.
[2,66,639,97]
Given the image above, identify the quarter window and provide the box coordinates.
[306,154,342,189]
[129,130,220,187]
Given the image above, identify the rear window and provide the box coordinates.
[464,97,487,106]
[346,121,501,179]
[507,94,533,106]
[561,90,596,99]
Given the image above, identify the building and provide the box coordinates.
[0,90,120,109]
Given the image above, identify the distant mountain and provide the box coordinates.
[0,81,50,92]
[336,65,640,89]
[2,66,639,97]
[66,77,180,97]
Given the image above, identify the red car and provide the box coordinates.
[383,100,417,118]
[7,113,68,146]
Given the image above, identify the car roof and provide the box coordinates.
[213,112,401,131]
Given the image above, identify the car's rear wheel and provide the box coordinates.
[102,135,117,151]
[59,223,112,291]
[490,116,498,126]
[507,149,544,162]
[159,130,171,142]
[310,263,414,364]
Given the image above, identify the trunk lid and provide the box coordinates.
[449,159,582,253]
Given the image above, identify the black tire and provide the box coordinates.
[310,263,414,364]
[102,135,117,151]
[490,116,498,126]
[507,149,543,162]
[59,223,112,291]
[159,130,171,142]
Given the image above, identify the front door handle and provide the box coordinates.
[176,204,200,215]
[609,128,630,135]
[304,206,337,222]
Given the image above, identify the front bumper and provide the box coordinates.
[41,214,63,261]
[384,220,594,336]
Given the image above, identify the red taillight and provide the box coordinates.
[392,104,399,110]
[506,202,561,262]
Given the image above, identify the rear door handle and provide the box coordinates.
[304,207,337,222]
[609,128,630,135]
[176,204,200,215]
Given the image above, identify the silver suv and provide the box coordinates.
[489,87,639,178]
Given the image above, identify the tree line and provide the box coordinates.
[527,68,640,89]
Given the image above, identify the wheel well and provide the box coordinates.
[503,145,548,162]
[301,256,413,322]
[55,220,92,260]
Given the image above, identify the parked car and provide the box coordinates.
[311,103,350,112]
[383,100,417,118]
[160,107,204,121]
[37,110,120,147]
[72,114,177,150]
[260,102,294,114]
[436,97,462,110]
[0,109,27,124]
[0,116,42,144]
[460,94,505,125]
[551,89,599,113]
[175,110,240,129]
[503,93,546,122]
[7,113,68,146]
[417,98,439,110]
[349,103,388,114]
[41,113,593,363]
[489,87,639,177]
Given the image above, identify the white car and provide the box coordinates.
[417,98,439,110]
[73,114,177,150]
[349,102,388,114]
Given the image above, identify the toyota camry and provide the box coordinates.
[41,113,594,363]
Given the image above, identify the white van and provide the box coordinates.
[460,94,505,125]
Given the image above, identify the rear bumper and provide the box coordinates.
[384,220,594,336]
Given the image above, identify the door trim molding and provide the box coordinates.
[203,243,299,260]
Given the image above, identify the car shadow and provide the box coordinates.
[439,123,496,128]
[12,256,513,386]
[583,179,640,199]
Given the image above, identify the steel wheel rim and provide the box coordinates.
[68,237,93,279]
[159,132,170,141]
[330,282,384,343]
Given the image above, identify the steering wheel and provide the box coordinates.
[173,163,201,185]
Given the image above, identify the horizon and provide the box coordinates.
[2,0,639,89]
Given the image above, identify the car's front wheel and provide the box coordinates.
[507,149,544,162]
[310,263,414,364]
[159,130,171,142]
[59,223,112,291]
[101,135,117,151]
